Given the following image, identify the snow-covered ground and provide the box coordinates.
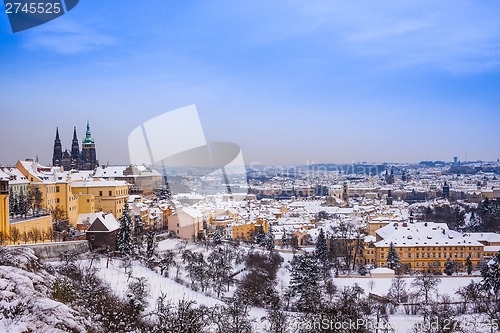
[81,239,484,333]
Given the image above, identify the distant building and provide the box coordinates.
[167,207,205,240]
[93,165,163,196]
[71,180,128,219]
[385,168,395,184]
[52,122,98,171]
[374,221,484,274]
[443,181,450,198]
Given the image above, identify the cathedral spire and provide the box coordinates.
[71,126,80,169]
[52,127,62,167]
[83,121,94,144]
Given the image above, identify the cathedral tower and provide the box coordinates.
[81,121,98,170]
[52,127,63,167]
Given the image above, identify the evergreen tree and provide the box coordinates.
[481,252,500,294]
[466,254,473,275]
[386,242,400,271]
[444,259,455,276]
[255,225,265,245]
[281,229,288,248]
[289,254,321,311]
[213,228,222,245]
[8,190,16,218]
[18,188,30,218]
[314,228,327,265]
[146,229,156,258]
[117,203,133,257]
[265,226,275,259]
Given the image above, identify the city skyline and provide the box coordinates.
[1,1,500,165]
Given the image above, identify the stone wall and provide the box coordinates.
[9,240,90,260]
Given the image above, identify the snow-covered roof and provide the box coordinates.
[71,180,128,188]
[0,167,29,184]
[484,246,500,253]
[80,213,120,232]
[463,232,500,244]
[94,166,127,178]
[0,169,9,181]
[375,221,484,248]
[364,235,376,243]
[181,207,203,219]
[370,267,395,274]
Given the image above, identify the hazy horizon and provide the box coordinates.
[1,1,500,166]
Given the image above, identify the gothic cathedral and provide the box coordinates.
[52,122,98,170]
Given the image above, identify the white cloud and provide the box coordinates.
[24,18,114,54]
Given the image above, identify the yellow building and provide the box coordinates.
[231,220,269,240]
[130,202,150,228]
[71,180,128,219]
[368,216,401,237]
[374,221,483,274]
[74,193,96,214]
[0,179,9,240]
[15,160,79,226]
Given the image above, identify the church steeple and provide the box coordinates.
[83,121,94,144]
[52,127,63,167]
[70,126,80,169]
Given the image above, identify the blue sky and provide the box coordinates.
[1,0,500,165]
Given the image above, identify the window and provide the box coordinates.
[56,198,60,203]
[99,191,102,196]
[109,191,112,196]
[56,186,60,193]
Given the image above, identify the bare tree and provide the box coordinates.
[21,230,30,244]
[411,272,441,305]
[9,226,21,244]
[387,275,408,304]
[28,227,42,243]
